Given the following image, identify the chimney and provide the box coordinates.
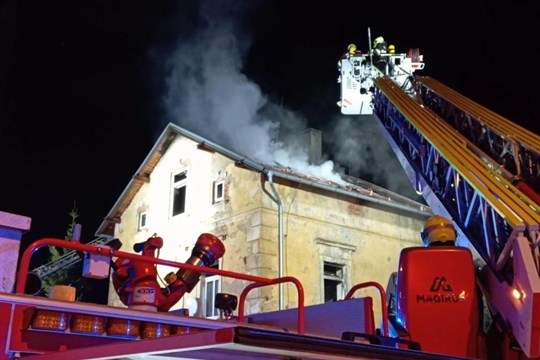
[301,128,322,165]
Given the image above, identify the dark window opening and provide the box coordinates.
[174,172,187,183]
[324,279,340,302]
[173,185,186,216]
[323,262,344,303]
[172,171,187,216]
[216,183,223,199]
[138,212,147,230]
[213,180,224,203]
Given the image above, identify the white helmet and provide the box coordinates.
[373,36,385,46]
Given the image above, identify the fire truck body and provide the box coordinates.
[1,237,475,359]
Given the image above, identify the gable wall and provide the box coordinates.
[108,134,427,324]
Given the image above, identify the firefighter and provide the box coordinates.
[346,43,358,57]
[373,36,388,54]
[338,43,361,69]
[420,215,457,247]
[372,36,388,73]
[387,44,396,75]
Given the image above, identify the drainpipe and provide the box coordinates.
[264,171,284,310]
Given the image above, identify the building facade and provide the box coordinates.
[97,123,432,323]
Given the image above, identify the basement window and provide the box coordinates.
[323,262,344,303]
[172,171,187,216]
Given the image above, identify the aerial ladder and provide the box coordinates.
[338,35,540,358]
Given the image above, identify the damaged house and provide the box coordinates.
[96,122,432,321]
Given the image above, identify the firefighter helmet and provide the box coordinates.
[373,36,385,47]
[347,43,357,54]
[421,215,456,246]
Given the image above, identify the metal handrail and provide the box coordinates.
[237,277,305,334]
[345,281,389,336]
[16,237,305,332]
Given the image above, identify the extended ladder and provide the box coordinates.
[372,76,540,357]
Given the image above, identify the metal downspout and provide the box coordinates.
[266,171,284,310]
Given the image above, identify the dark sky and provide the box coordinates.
[1,0,539,263]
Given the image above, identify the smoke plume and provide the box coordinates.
[159,0,419,198]
[323,116,422,200]
[161,0,343,184]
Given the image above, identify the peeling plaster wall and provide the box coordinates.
[108,134,427,324]
[238,183,425,319]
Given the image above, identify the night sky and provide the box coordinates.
[1,0,539,265]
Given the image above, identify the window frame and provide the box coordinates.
[213,180,225,203]
[323,261,345,303]
[172,171,187,217]
[137,211,148,231]
[203,274,221,319]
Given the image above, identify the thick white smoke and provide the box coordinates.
[162,1,344,184]
[158,1,422,199]
[323,116,423,201]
